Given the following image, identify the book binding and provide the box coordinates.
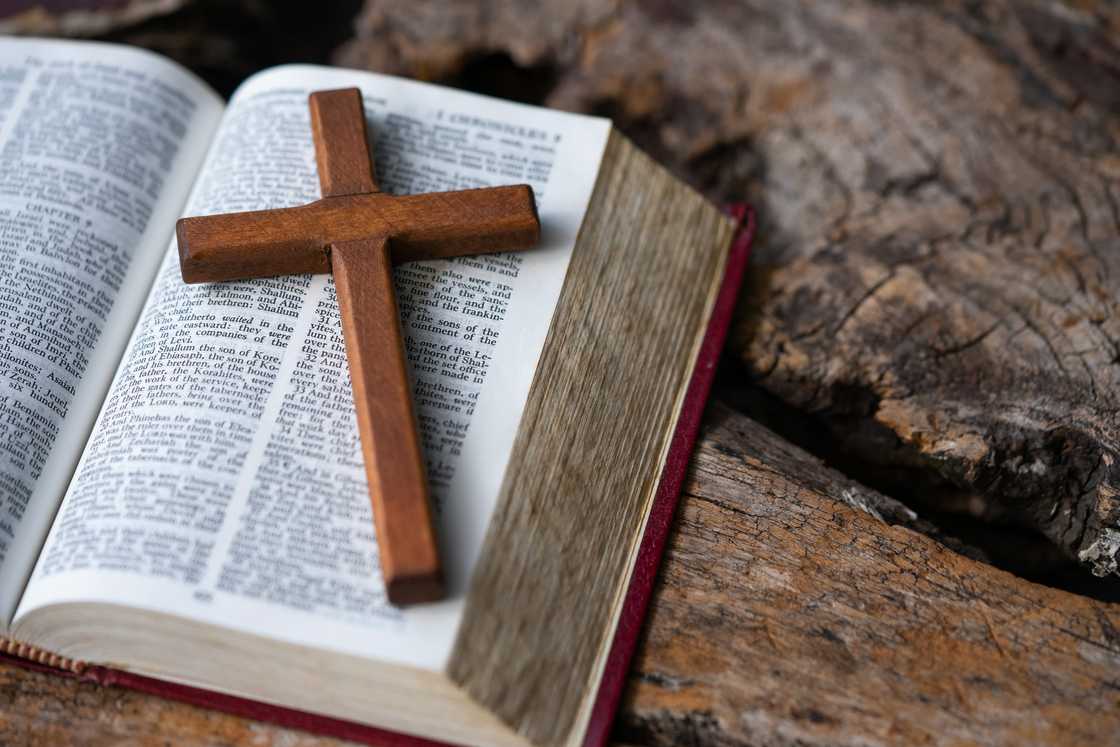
[0,204,755,747]
[581,202,754,747]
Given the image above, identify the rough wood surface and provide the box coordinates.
[2,404,1117,746]
[337,0,1120,582]
[0,0,187,36]
[621,404,1120,747]
[0,659,353,746]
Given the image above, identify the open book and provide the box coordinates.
[0,37,747,747]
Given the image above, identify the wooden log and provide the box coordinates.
[0,659,349,746]
[336,0,1120,580]
[619,404,1120,747]
[0,0,188,36]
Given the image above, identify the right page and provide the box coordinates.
[16,65,610,670]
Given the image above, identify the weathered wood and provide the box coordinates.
[336,0,1120,581]
[177,87,540,604]
[619,404,1120,747]
[0,0,188,36]
[2,405,1116,746]
[0,659,352,746]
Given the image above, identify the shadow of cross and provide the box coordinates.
[175,87,541,606]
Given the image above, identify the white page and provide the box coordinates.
[17,65,610,670]
[0,38,222,625]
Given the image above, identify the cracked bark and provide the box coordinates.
[620,405,1120,747]
[0,0,188,36]
[337,0,1120,579]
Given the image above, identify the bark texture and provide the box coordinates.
[621,405,1120,747]
[337,0,1120,579]
[0,1,187,36]
[0,659,351,746]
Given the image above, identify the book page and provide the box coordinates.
[0,38,222,625]
[17,65,610,669]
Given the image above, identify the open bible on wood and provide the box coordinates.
[0,38,748,747]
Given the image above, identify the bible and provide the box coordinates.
[0,37,753,747]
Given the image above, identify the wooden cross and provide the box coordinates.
[176,88,540,606]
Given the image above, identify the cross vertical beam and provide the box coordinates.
[311,89,443,605]
[309,88,379,197]
[333,237,442,605]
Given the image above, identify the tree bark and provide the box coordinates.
[622,405,1120,747]
[0,0,188,36]
[337,0,1120,580]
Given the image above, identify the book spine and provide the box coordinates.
[0,636,86,674]
[580,204,755,747]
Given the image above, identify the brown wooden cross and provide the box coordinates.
[176,88,540,606]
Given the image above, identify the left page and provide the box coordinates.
[0,38,223,625]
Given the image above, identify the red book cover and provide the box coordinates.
[2,205,755,747]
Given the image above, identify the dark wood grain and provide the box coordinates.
[175,87,540,604]
[0,0,187,36]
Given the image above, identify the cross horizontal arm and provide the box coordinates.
[176,185,540,284]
